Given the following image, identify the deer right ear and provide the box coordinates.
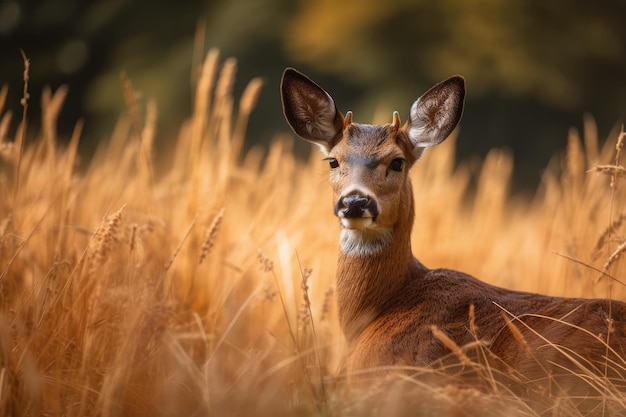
[281,68,344,154]
[406,76,465,157]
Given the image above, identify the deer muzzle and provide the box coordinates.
[335,193,379,229]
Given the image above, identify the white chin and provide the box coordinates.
[340,217,373,230]
[340,227,393,256]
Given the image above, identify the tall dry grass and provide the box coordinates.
[1,50,626,416]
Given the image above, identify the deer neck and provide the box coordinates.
[336,184,417,343]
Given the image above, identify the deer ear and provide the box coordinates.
[281,68,344,154]
[406,76,465,157]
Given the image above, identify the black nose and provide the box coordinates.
[338,196,372,218]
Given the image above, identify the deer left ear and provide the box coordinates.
[281,68,345,154]
[406,76,465,157]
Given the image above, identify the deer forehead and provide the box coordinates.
[331,123,413,163]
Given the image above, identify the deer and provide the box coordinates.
[280,68,626,412]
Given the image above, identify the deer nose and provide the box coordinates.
[338,195,374,218]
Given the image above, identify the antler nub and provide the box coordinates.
[344,111,353,127]
[391,111,401,130]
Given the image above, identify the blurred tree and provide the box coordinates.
[285,0,626,187]
[287,0,624,110]
[0,0,292,157]
[1,0,624,189]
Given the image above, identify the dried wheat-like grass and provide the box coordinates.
[501,313,531,355]
[164,213,198,271]
[603,241,626,272]
[319,286,334,323]
[592,211,626,261]
[0,84,7,115]
[297,266,313,337]
[41,86,68,140]
[616,128,626,156]
[431,325,472,366]
[120,71,142,134]
[3,49,626,417]
[589,164,626,178]
[12,50,30,205]
[129,223,138,252]
[608,127,626,190]
[232,77,263,160]
[198,207,224,264]
[89,205,125,267]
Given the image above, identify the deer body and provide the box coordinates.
[280,68,626,406]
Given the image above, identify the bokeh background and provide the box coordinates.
[1,0,625,189]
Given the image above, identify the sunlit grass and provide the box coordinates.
[1,50,626,416]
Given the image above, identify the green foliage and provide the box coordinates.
[2,0,625,188]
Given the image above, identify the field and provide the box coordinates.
[2,51,626,416]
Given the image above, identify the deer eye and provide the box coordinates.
[390,158,405,172]
[327,158,339,169]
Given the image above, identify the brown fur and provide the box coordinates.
[281,68,626,413]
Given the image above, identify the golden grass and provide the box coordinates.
[2,50,626,416]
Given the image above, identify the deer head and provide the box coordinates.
[281,68,465,256]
